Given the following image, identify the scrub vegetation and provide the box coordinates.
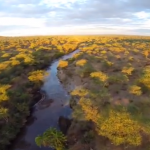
[57,35,150,150]
[0,36,79,150]
[1,35,150,150]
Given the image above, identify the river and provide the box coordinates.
[11,49,79,150]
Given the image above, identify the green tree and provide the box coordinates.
[35,128,67,150]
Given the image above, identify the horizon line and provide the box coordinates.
[1,34,150,38]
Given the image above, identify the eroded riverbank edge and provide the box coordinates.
[57,66,95,150]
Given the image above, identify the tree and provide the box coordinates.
[35,128,67,150]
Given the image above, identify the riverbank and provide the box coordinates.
[57,37,150,150]
[0,36,83,150]
[9,49,80,150]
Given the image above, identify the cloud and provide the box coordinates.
[0,17,46,27]
[2,0,40,5]
[134,11,150,19]
[0,0,150,36]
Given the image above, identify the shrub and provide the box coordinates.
[58,60,68,68]
[122,66,134,75]
[35,128,67,150]
[129,85,142,96]
[139,66,150,89]
[90,71,108,82]
[0,84,11,102]
[109,74,129,84]
[28,70,49,83]
[76,59,87,66]
[78,63,95,77]
[81,130,95,143]
[71,88,89,97]
[97,110,149,146]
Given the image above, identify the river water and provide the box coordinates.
[11,50,79,150]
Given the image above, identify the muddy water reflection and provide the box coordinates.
[11,50,79,150]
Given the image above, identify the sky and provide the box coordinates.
[0,0,150,36]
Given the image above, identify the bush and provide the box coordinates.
[78,63,95,78]
[35,128,67,150]
[81,130,95,143]
[54,52,64,58]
